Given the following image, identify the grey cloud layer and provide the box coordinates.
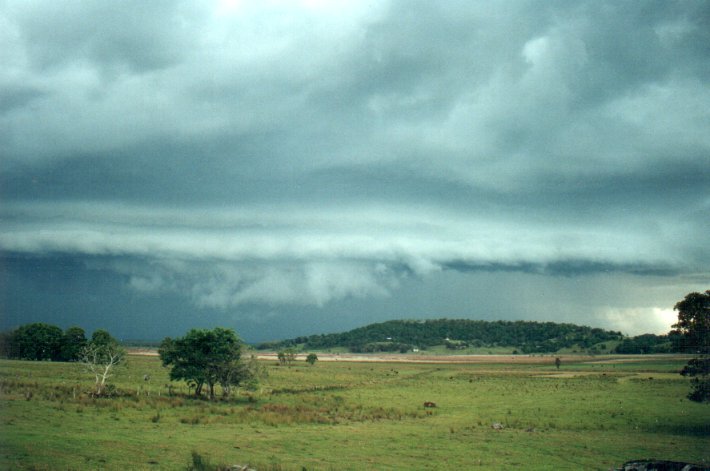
[4,1,708,177]
[1,1,708,333]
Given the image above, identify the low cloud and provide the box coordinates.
[191,262,392,308]
[116,258,394,309]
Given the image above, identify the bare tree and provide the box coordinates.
[80,342,125,396]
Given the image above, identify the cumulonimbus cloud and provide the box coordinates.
[0,1,708,324]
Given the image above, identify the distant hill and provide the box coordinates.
[256,319,625,354]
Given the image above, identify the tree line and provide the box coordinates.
[0,323,104,362]
[0,323,262,400]
[0,323,126,396]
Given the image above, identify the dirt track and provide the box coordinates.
[128,348,578,363]
[128,348,689,365]
[254,352,576,364]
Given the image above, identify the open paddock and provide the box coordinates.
[1,354,708,470]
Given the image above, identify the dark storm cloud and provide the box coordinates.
[0,0,708,338]
[8,0,196,73]
[0,83,46,112]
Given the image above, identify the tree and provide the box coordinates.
[80,329,125,396]
[60,326,87,362]
[306,353,318,365]
[671,290,710,403]
[159,327,255,400]
[91,329,116,348]
[671,291,710,353]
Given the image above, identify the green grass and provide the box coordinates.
[1,355,708,470]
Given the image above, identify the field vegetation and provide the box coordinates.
[1,353,708,470]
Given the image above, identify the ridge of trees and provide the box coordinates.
[256,319,626,354]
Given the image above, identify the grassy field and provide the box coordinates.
[1,353,708,470]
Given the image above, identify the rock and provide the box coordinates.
[616,460,710,471]
[491,422,505,430]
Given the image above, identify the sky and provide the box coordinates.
[0,0,708,343]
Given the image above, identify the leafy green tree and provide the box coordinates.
[306,353,318,365]
[80,329,125,396]
[91,329,116,348]
[60,326,87,361]
[11,323,63,361]
[671,290,710,403]
[159,328,254,399]
[672,291,710,353]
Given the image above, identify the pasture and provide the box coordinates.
[0,353,708,470]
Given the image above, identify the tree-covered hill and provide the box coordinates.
[256,319,625,354]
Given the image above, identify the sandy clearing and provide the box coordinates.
[126,349,691,365]
[127,349,567,363]
[253,352,572,364]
